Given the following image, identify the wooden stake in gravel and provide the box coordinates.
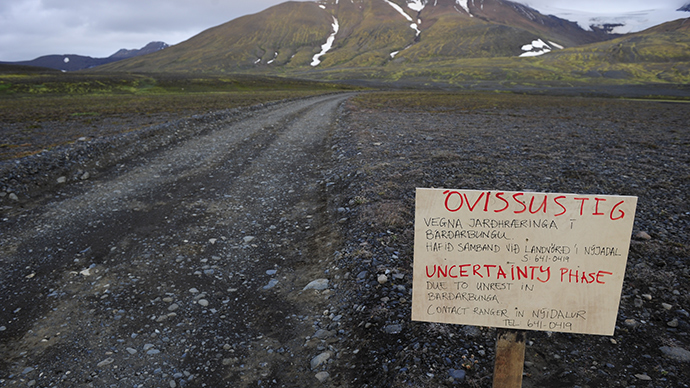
[492,329,526,388]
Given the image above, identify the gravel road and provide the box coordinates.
[1,93,353,387]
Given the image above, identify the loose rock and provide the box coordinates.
[635,231,652,240]
[315,371,330,382]
[377,274,388,284]
[263,279,279,289]
[310,351,332,370]
[97,358,114,367]
[659,346,690,362]
[449,368,466,381]
[303,279,329,291]
[384,324,403,334]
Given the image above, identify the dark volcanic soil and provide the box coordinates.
[326,93,690,387]
[1,91,689,387]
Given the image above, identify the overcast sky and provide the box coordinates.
[1,0,688,61]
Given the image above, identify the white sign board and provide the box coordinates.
[412,188,637,336]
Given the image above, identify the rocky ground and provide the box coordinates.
[0,91,689,387]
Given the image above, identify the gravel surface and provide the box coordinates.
[326,94,689,387]
[1,91,689,387]
[1,94,351,387]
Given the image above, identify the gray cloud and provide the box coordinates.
[0,0,293,61]
[523,0,685,12]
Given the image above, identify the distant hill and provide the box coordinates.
[1,42,168,72]
[0,63,59,73]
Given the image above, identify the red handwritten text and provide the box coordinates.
[426,264,551,283]
[442,191,628,221]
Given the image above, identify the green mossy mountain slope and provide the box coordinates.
[95,0,690,84]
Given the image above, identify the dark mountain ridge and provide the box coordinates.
[1,42,168,72]
[108,42,169,60]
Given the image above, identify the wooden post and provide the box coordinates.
[492,329,526,388]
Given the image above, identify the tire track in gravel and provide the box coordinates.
[0,93,354,386]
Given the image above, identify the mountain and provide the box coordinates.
[1,42,168,72]
[96,0,618,73]
[93,0,690,84]
[679,3,690,12]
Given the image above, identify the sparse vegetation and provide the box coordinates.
[0,71,359,160]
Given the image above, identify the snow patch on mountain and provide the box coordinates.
[548,41,564,49]
[385,0,414,22]
[519,38,559,57]
[311,16,339,66]
[385,0,422,35]
[521,2,688,33]
[456,0,472,16]
[407,0,426,12]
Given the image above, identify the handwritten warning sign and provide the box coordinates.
[412,189,637,336]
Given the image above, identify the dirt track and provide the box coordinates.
[0,94,352,387]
